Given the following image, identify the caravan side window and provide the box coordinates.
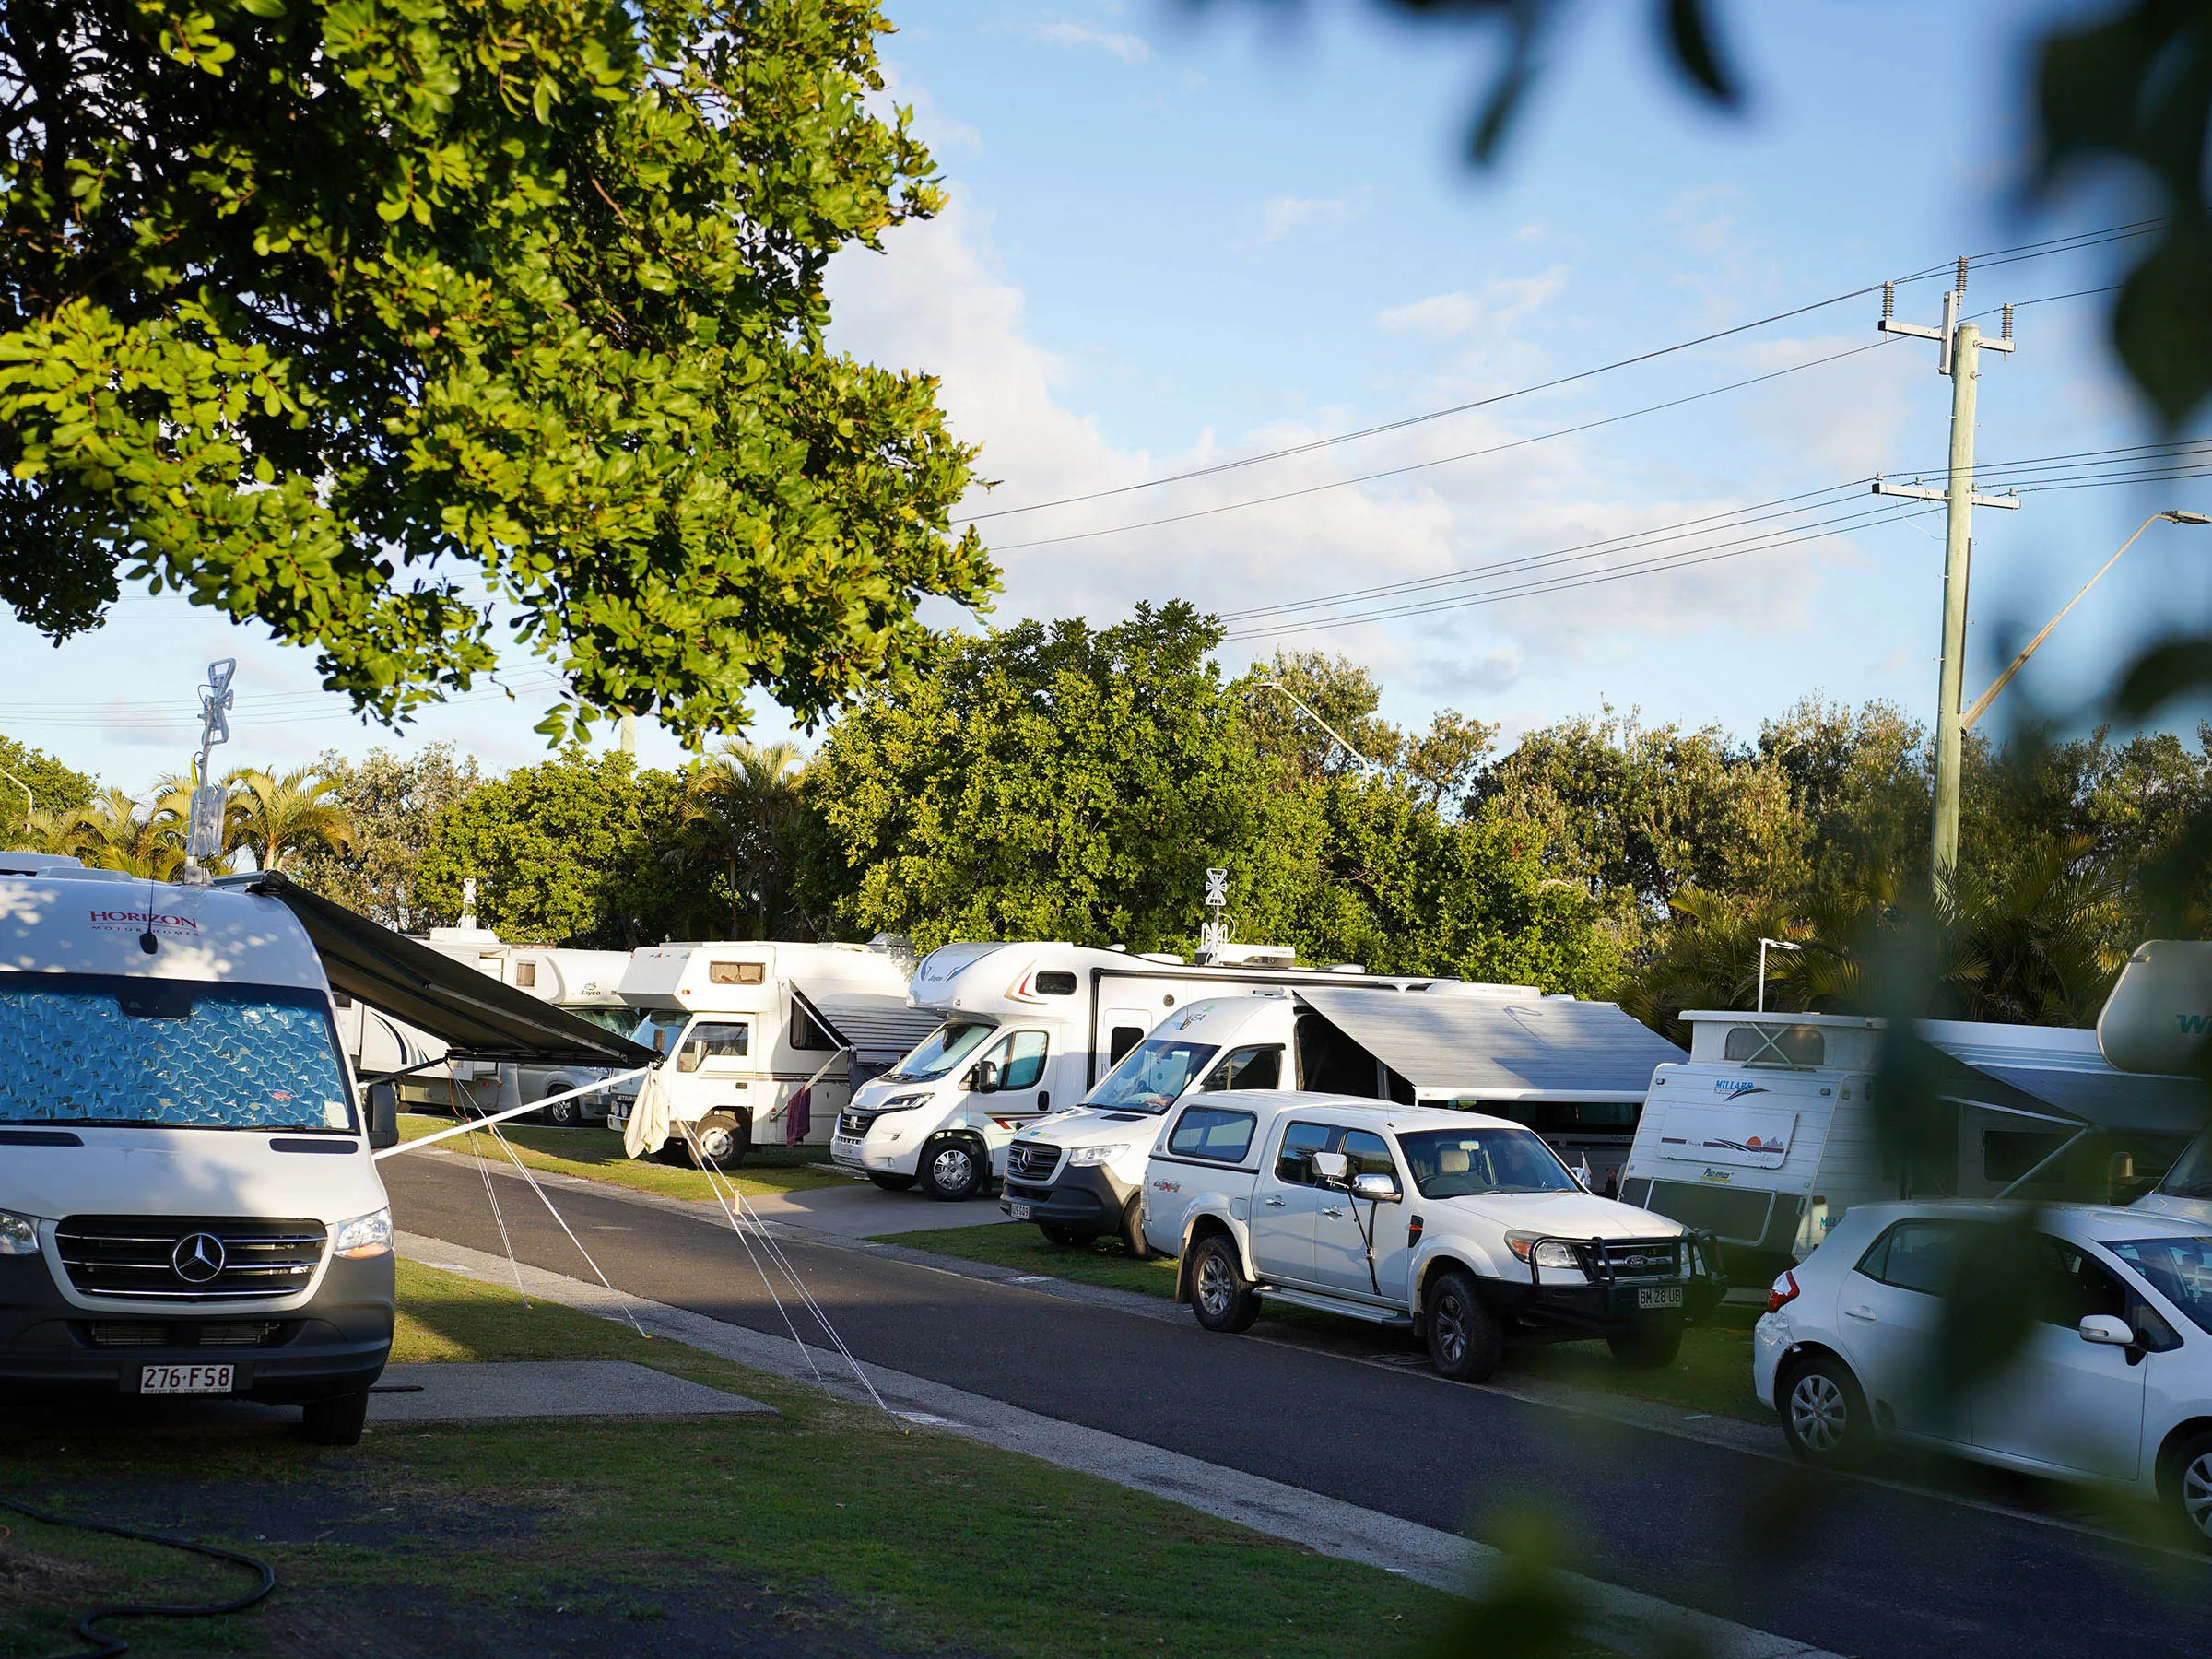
[790,1001,836,1051]
[1723,1025,1825,1065]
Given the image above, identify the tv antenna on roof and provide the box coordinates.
[179,659,237,888]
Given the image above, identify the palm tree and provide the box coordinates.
[669,740,809,937]
[69,789,186,880]
[221,767,356,874]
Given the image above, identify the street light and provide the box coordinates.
[1962,510,2212,731]
[1250,678,1382,775]
[1757,936,1802,1014]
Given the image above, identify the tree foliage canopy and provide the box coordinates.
[0,0,994,742]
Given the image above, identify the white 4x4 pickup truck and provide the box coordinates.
[1141,1091,1724,1380]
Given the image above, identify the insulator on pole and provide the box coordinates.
[2002,302,2014,342]
[1956,254,1969,296]
[1882,281,1895,320]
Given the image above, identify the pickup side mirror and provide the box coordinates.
[1311,1150,1349,1185]
[2078,1313,2136,1347]
[1350,1171,1401,1204]
[366,1082,398,1151]
[968,1060,1002,1094]
[676,1039,709,1074]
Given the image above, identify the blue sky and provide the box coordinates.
[4,0,2202,794]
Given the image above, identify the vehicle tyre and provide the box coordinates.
[1606,1319,1684,1371]
[2165,1429,2212,1550]
[1039,1224,1094,1247]
[1424,1268,1504,1383]
[1187,1235,1261,1334]
[868,1173,916,1193]
[919,1136,984,1202]
[687,1112,751,1171]
[299,1389,369,1447]
[1778,1354,1873,1470]
[1118,1194,1152,1260]
[541,1093,582,1128]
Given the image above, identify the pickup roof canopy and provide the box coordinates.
[1295,987,1687,1100]
[790,983,943,1067]
[224,873,657,1069]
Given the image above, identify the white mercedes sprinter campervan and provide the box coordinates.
[0,854,394,1443]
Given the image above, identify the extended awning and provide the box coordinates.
[1294,987,1687,1100]
[224,873,657,1069]
[791,983,942,1066]
[1933,1050,2208,1136]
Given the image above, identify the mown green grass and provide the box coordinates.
[0,1260,1507,1659]
[888,1223,1771,1424]
[395,1112,853,1200]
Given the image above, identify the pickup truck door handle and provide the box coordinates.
[1843,1305,1877,1323]
[1321,1206,1345,1218]
[1263,1196,1286,1208]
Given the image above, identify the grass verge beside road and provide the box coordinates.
[0,1260,1504,1659]
[888,1222,1769,1425]
[395,1112,853,1201]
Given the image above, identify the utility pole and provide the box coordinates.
[1872,257,2018,907]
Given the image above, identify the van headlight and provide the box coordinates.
[332,1207,394,1259]
[1067,1144,1130,1167]
[0,1210,40,1256]
[1506,1234,1582,1271]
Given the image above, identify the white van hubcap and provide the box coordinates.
[698,1126,733,1160]
[931,1147,974,1191]
[1789,1372,1849,1452]
[2184,1453,2212,1538]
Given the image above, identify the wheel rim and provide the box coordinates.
[699,1126,732,1160]
[931,1147,973,1191]
[1434,1292,1467,1364]
[1196,1252,1233,1318]
[2184,1452,2212,1539]
[1789,1371,1850,1453]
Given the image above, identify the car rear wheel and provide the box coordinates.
[1188,1235,1261,1334]
[919,1137,983,1201]
[1424,1268,1504,1383]
[540,1092,582,1127]
[1606,1319,1684,1371]
[1779,1354,1872,1469]
[2168,1430,2212,1550]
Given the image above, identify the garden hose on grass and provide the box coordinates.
[0,1494,275,1659]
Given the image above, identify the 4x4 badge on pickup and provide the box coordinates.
[1152,1178,1181,1194]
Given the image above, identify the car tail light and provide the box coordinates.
[1766,1270,1800,1315]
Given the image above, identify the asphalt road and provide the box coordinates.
[387,1157,2212,1659]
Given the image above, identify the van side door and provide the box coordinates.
[676,1018,758,1117]
[970,1030,1053,1147]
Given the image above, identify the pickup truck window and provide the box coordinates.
[1276,1120,1333,1185]
[1397,1127,1578,1196]
[1341,1129,1394,1179]
[1088,1038,1220,1115]
[1199,1044,1281,1091]
[1167,1105,1257,1162]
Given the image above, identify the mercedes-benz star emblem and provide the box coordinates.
[171,1232,226,1283]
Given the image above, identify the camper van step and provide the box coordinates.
[1258,1286,1415,1328]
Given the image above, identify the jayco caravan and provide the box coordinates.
[0,853,397,1444]
[1618,1008,2208,1276]
[998,982,1687,1252]
[606,939,935,1166]
[497,947,633,1124]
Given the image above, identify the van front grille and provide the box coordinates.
[1006,1142,1062,1182]
[55,1216,325,1303]
[83,1321,288,1348]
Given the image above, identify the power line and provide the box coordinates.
[954,218,2169,526]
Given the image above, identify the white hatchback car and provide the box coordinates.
[1753,1200,2212,1547]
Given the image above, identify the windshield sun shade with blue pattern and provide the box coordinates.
[0,975,354,1132]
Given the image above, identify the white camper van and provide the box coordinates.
[1619,1009,2206,1275]
[1000,983,1687,1252]
[605,939,934,1166]
[0,853,396,1444]
[498,947,633,1125]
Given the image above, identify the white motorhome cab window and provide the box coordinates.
[888,1020,995,1082]
[677,1020,751,1072]
[634,1012,688,1054]
[1723,1024,1826,1065]
[0,976,356,1134]
[988,1030,1048,1088]
[1088,1036,1219,1113]
[1199,1044,1283,1091]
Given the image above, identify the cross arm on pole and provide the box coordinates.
[1873,477,2019,510]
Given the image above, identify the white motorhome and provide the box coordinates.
[1618,1008,2207,1275]
[605,939,935,1167]
[0,853,397,1444]
[497,946,634,1125]
[1000,984,1687,1252]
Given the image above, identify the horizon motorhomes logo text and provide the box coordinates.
[88,909,201,935]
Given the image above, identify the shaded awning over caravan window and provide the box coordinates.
[225,873,658,1068]
[1938,1053,2207,1136]
[1294,987,1687,1099]
[790,984,945,1066]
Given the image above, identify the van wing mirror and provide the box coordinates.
[367,1083,399,1151]
[677,1040,708,1074]
[1350,1171,1401,1203]
[1311,1150,1349,1185]
[968,1059,1001,1094]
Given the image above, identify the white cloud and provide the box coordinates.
[1378,269,1568,340]
[1030,20,1150,64]
[1253,189,1369,243]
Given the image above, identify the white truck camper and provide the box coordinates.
[830,941,1457,1203]
[998,983,1687,1253]
[606,939,936,1167]
[1618,1008,2208,1276]
[0,853,399,1444]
